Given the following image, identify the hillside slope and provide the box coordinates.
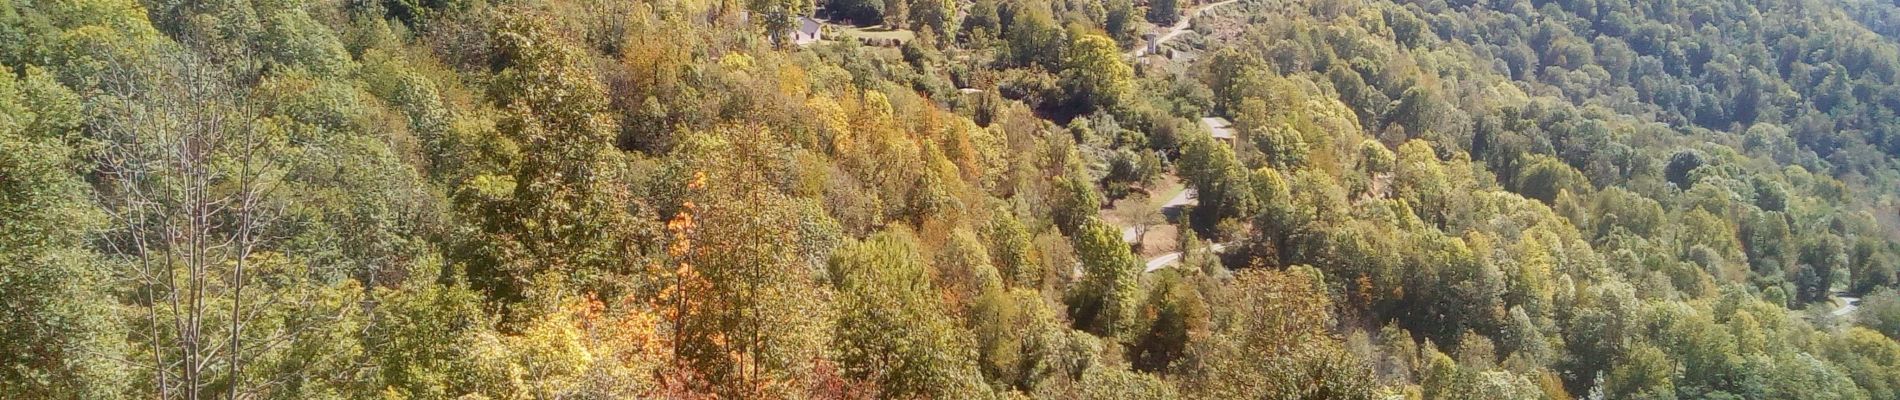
[7,0,1900,398]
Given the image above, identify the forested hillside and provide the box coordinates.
[10,0,1900,397]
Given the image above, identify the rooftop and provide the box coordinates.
[798,16,821,34]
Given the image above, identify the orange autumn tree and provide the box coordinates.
[653,171,719,396]
[658,129,837,397]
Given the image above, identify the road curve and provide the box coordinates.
[1835,296,1861,317]
[1143,243,1228,273]
[1070,242,1230,279]
[1127,0,1242,58]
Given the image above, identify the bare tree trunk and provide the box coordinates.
[230,130,252,400]
[96,48,269,400]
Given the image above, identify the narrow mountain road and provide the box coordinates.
[1143,243,1228,273]
[1127,0,1242,58]
[1072,242,1229,278]
[1160,188,1196,210]
[1133,188,1205,273]
[1835,296,1861,317]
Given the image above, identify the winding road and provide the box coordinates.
[1160,188,1195,210]
[1073,240,1228,278]
[1130,188,1207,273]
[1074,187,1225,278]
[1143,243,1228,273]
[1835,296,1861,317]
[1125,189,1222,274]
[1127,0,1242,58]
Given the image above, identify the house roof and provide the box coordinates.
[798,16,821,34]
[1201,117,1236,140]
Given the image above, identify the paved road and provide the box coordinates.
[1072,242,1229,278]
[1143,243,1228,273]
[1162,188,1196,209]
[1125,189,1208,274]
[1127,0,1242,58]
[1835,296,1861,317]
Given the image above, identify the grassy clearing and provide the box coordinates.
[836,25,915,43]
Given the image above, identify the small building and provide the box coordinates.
[1200,117,1236,146]
[791,16,822,46]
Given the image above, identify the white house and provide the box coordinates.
[791,16,822,46]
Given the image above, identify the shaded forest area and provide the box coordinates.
[11,0,1900,398]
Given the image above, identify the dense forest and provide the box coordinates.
[12,0,1900,397]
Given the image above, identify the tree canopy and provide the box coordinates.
[10,0,1900,398]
